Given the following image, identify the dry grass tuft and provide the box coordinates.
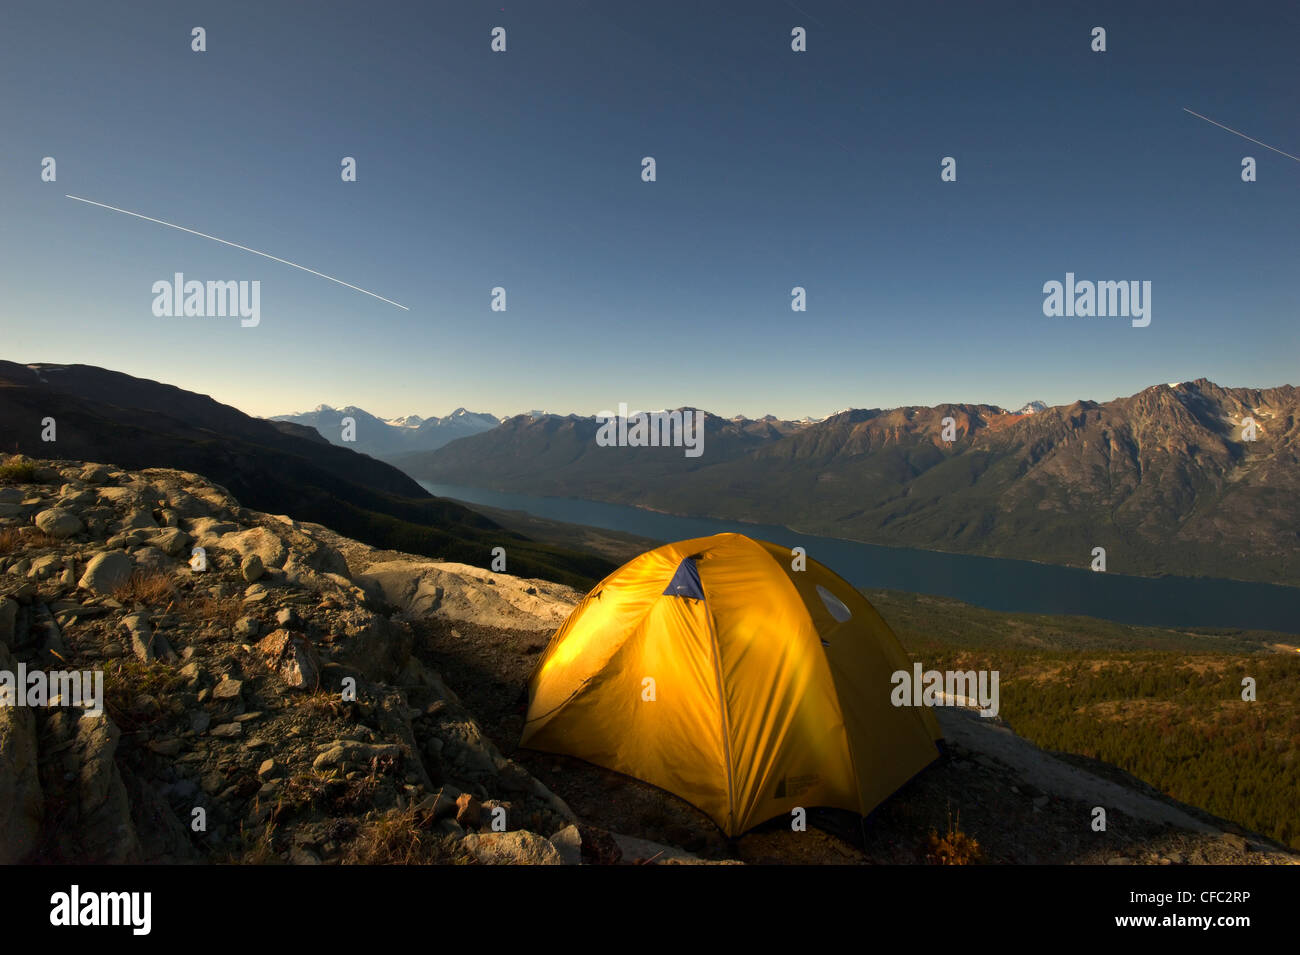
[344,804,467,865]
[0,525,60,554]
[186,591,245,630]
[114,569,176,605]
[292,689,348,719]
[235,821,281,865]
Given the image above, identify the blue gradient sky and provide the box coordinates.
[1,0,1296,420]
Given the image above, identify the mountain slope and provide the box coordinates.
[398,381,1300,585]
[0,362,610,587]
[392,409,805,498]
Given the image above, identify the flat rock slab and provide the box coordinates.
[357,560,577,630]
[935,706,1219,834]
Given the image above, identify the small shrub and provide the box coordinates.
[925,810,982,865]
[0,457,36,484]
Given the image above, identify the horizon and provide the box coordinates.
[10,358,1294,425]
[152,371,1300,422]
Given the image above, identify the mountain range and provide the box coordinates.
[395,381,1300,586]
[6,363,1294,585]
[0,362,610,587]
[270,404,500,458]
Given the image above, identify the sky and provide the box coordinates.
[1,0,1297,421]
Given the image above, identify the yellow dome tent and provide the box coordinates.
[521,532,943,837]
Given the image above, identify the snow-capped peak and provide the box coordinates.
[383,415,425,429]
[1013,400,1048,415]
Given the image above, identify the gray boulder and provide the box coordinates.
[240,554,265,582]
[35,507,83,538]
[150,527,192,557]
[132,546,174,574]
[78,551,132,595]
[550,824,583,865]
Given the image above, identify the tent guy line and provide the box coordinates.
[63,194,410,310]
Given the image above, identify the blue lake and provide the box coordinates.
[421,482,1300,635]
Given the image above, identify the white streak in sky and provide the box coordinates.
[65,194,409,310]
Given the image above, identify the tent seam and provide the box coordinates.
[524,566,679,728]
[754,541,871,821]
[699,581,738,835]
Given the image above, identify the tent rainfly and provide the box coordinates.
[521,533,943,837]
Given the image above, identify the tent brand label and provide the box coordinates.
[594,403,704,458]
[49,885,152,935]
[775,774,820,799]
[890,663,1000,718]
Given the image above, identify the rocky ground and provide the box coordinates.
[2,454,1295,865]
[0,457,586,865]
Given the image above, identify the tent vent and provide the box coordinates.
[663,557,705,600]
[816,585,852,623]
